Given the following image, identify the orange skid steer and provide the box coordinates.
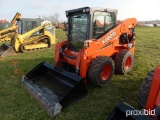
[22,7,137,117]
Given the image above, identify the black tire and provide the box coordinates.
[88,56,114,86]
[138,70,154,108]
[115,50,133,74]
[19,44,25,53]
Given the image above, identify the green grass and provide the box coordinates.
[0,27,160,120]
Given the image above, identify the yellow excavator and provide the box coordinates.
[0,12,21,42]
[0,18,56,57]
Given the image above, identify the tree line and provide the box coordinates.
[42,13,61,25]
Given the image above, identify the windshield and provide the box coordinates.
[93,12,115,38]
[18,20,39,34]
[24,21,38,32]
[68,13,89,51]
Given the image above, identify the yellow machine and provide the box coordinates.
[0,19,56,57]
[0,12,21,42]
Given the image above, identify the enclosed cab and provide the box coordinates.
[65,7,117,51]
[17,18,43,35]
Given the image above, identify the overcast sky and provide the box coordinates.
[0,0,160,22]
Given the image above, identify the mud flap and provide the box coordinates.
[0,43,16,57]
[107,102,153,120]
[22,61,88,118]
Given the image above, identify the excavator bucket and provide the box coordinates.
[22,61,88,118]
[107,102,153,120]
[0,43,16,57]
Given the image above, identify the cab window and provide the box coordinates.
[24,21,37,32]
[93,12,114,38]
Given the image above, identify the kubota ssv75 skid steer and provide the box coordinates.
[0,18,56,57]
[0,12,21,42]
[22,7,137,117]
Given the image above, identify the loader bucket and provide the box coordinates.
[0,43,16,57]
[107,102,153,120]
[22,61,88,118]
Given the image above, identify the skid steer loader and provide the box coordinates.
[22,7,137,117]
[0,12,21,42]
[107,65,160,120]
[0,18,56,57]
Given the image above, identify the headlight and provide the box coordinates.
[83,9,86,13]
[85,8,90,12]
[128,43,133,48]
[84,41,89,48]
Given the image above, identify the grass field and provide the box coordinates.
[0,26,160,120]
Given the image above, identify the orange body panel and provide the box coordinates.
[146,65,160,110]
[155,90,160,107]
[55,41,66,60]
[55,18,137,80]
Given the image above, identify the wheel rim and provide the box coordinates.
[101,64,111,80]
[125,56,132,69]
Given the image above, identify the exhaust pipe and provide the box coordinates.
[22,61,88,117]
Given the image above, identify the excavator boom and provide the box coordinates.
[11,12,21,26]
[0,25,17,34]
[0,12,21,42]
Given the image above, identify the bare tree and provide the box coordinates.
[41,13,60,25]
[42,15,48,21]
[53,13,60,24]
[49,15,55,24]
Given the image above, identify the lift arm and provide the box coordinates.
[11,12,21,26]
[0,25,17,35]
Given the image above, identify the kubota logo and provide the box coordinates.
[102,31,116,44]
